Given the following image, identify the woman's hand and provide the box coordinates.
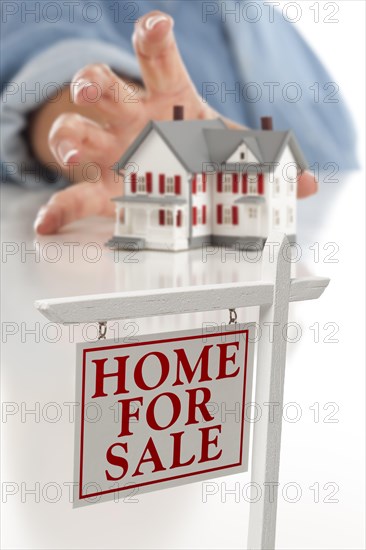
[34,10,317,235]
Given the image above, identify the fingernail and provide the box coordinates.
[145,14,169,30]
[56,140,79,164]
[73,79,95,101]
[34,211,47,233]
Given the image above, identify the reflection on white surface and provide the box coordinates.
[1,177,365,550]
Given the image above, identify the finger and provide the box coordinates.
[48,113,120,168]
[132,11,198,99]
[71,63,143,118]
[298,171,318,198]
[34,181,117,235]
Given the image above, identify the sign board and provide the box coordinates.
[74,324,254,506]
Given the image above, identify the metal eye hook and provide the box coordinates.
[98,322,107,340]
[228,308,238,325]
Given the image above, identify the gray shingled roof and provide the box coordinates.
[114,119,226,174]
[203,129,308,169]
[114,119,308,174]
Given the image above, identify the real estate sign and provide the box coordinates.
[74,325,254,506]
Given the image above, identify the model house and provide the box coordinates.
[107,107,307,251]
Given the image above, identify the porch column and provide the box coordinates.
[148,205,154,230]
[114,205,121,236]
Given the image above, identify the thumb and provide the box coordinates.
[34,180,116,235]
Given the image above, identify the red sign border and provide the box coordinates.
[79,328,250,500]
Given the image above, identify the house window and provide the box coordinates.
[288,180,295,195]
[195,174,207,193]
[158,209,174,226]
[223,206,232,224]
[248,175,257,194]
[196,208,202,224]
[195,174,202,193]
[166,210,174,225]
[287,207,294,224]
[166,177,174,194]
[248,207,257,219]
[223,174,232,193]
[237,144,246,160]
[274,177,280,196]
[137,176,146,193]
[273,208,280,226]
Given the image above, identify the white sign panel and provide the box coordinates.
[74,324,254,506]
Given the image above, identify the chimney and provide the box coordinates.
[261,116,273,130]
[173,105,184,121]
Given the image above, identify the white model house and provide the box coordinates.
[107,108,307,251]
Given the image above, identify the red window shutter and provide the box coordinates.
[174,175,181,195]
[146,172,152,193]
[232,205,239,225]
[242,173,247,194]
[159,174,165,194]
[192,175,197,194]
[217,173,223,192]
[131,173,137,193]
[202,205,207,224]
[192,206,197,226]
[217,204,223,224]
[202,173,207,192]
[159,209,165,226]
[176,210,182,227]
[232,173,239,193]
[258,173,264,195]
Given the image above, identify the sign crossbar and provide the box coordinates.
[35,277,329,325]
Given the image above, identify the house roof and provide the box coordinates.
[203,129,308,170]
[114,119,308,174]
[114,119,227,174]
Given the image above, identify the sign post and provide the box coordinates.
[36,232,329,549]
[248,233,291,549]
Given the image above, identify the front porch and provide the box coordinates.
[109,196,188,251]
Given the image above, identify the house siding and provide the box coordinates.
[268,145,297,236]
[118,129,191,250]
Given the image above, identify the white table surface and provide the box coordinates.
[1,179,365,549]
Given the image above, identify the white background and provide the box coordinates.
[1,1,365,548]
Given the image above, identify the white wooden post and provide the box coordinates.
[247,232,291,550]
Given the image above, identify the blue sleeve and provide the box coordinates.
[0,0,140,187]
[224,1,358,171]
